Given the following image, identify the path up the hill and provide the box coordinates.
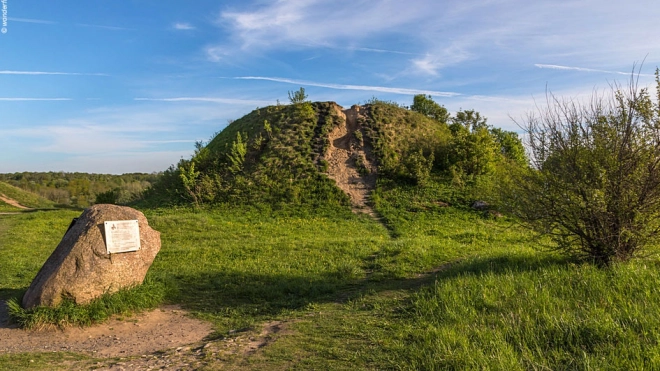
[325,105,377,215]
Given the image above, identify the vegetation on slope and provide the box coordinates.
[144,102,350,208]
[144,96,526,210]
[0,181,55,210]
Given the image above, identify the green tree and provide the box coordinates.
[288,87,308,104]
[450,109,488,132]
[411,94,450,123]
[489,127,527,166]
[506,69,660,265]
[445,110,498,176]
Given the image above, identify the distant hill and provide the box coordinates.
[0,181,56,210]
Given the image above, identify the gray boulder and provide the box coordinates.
[471,200,489,211]
[22,204,161,309]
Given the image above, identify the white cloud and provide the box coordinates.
[212,0,660,76]
[7,17,56,25]
[220,0,426,47]
[535,64,653,77]
[173,22,195,30]
[235,76,461,97]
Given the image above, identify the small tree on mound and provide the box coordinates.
[288,87,308,104]
[507,69,660,265]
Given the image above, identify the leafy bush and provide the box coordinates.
[505,69,660,265]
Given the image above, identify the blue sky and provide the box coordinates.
[1,0,659,174]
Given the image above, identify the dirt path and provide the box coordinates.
[0,302,214,357]
[0,194,30,209]
[325,105,377,215]
[0,300,288,370]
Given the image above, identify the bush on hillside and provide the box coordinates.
[505,69,660,265]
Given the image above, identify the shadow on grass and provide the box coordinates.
[0,288,25,302]
[0,253,572,330]
[164,253,573,324]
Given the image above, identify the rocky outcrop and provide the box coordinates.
[22,204,161,309]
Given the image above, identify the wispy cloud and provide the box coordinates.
[220,0,426,48]
[347,46,419,56]
[7,17,56,25]
[134,97,274,105]
[0,70,108,76]
[205,46,226,62]
[173,22,195,30]
[76,23,132,31]
[410,43,473,76]
[234,76,461,97]
[0,98,72,101]
[535,64,654,77]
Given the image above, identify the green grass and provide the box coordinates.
[0,181,55,209]
[3,183,660,369]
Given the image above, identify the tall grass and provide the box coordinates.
[387,258,660,370]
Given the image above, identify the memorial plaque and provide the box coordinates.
[104,220,141,254]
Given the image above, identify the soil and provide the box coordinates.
[0,300,287,370]
[0,303,214,357]
[0,194,30,210]
[325,105,377,215]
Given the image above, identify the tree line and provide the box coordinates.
[0,172,159,207]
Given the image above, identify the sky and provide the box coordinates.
[1,0,659,174]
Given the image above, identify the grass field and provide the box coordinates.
[2,185,660,369]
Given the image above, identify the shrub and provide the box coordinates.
[506,69,660,265]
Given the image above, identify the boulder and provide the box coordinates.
[22,204,161,309]
[471,200,489,211]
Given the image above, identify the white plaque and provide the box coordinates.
[104,220,141,254]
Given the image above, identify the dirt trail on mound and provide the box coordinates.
[0,302,214,358]
[325,105,377,215]
[0,194,30,209]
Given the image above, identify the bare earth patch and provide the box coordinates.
[0,194,30,209]
[0,300,289,370]
[0,302,214,358]
[325,105,377,215]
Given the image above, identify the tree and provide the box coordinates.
[506,69,660,265]
[411,94,450,123]
[443,110,498,177]
[489,127,527,166]
[450,109,488,132]
[288,87,308,104]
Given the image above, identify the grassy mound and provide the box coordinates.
[143,101,455,208]
[0,181,55,211]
